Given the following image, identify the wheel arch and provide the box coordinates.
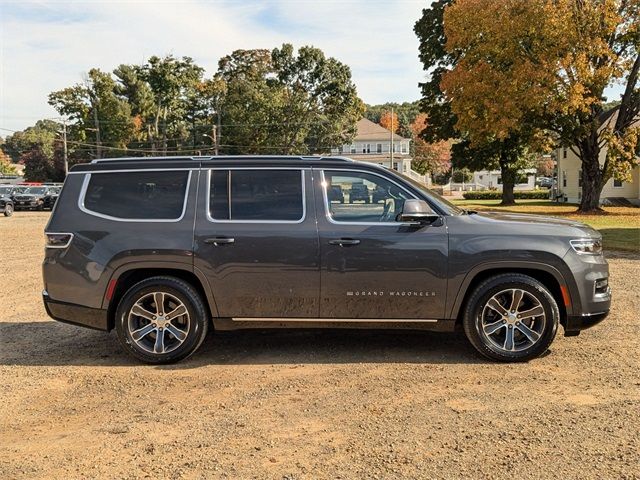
[104,263,218,331]
[449,262,573,329]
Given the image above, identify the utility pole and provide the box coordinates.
[390,107,394,170]
[212,125,218,155]
[58,120,69,176]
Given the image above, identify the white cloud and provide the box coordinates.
[0,0,427,132]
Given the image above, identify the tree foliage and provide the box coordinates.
[0,150,17,175]
[379,111,399,133]
[440,0,640,212]
[410,113,451,176]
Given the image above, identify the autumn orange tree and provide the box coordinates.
[379,110,399,133]
[441,0,640,212]
[410,114,451,176]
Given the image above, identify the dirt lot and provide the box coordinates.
[1,212,639,479]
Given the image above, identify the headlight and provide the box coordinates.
[570,238,602,255]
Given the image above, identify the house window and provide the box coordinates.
[578,170,582,188]
[376,143,382,153]
[562,171,567,187]
[401,143,407,153]
[613,179,623,187]
[362,144,371,154]
[350,144,356,154]
[497,177,502,184]
[393,162,399,170]
[478,175,483,180]
[563,148,567,159]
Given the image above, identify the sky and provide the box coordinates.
[0,0,626,134]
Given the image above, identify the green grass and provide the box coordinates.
[451,199,640,252]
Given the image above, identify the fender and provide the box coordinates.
[102,260,220,317]
[447,260,577,320]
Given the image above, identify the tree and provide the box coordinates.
[441,0,640,212]
[364,101,420,138]
[410,113,451,176]
[414,0,532,205]
[2,120,59,161]
[379,111,399,133]
[21,146,58,182]
[0,150,17,175]
[217,44,364,154]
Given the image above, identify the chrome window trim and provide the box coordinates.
[69,168,197,175]
[78,170,192,223]
[205,167,307,224]
[44,232,74,249]
[319,168,418,226]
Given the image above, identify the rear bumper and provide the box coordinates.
[43,290,109,331]
[564,310,609,336]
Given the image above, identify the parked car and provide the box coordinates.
[13,186,56,210]
[43,186,61,210]
[0,191,14,217]
[43,156,610,364]
[536,177,553,188]
[349,183,370,203]
[372,185,389,203]
[328,185,344,203]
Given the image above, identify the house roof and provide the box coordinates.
[355,118,409,142]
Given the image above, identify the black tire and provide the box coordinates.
[462,274,559,362]
[115,276,209,364]
[4,204,13,217]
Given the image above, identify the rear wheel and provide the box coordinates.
[3,204,13,217]
[115,276,209,364]
[462,274,559,362]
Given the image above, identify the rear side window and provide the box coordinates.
[82,170,190,220]
[209,170,304,222]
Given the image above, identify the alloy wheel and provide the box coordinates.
[127,291,191,355]
[479,288,546,353]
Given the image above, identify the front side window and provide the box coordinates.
[82,170,189,220]
[209,169,304,222]
[323,170,412,223]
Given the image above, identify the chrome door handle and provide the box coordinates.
[328,238,361,246]
[204,237,235,246]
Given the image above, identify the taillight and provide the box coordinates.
[45,232,74,249]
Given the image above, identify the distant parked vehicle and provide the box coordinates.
[43,186,61,210]
[13,186,57,210]
[328,185,344,203]
[0,191,14,217]
[372,185,389,203]
[536,177,553,189]
[349,183,370,203]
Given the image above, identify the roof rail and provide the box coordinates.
[90,155,354,164]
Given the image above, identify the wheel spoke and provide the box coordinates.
[165,304,187,321]
[131,304,156,321]
[509,289,524,312]
[166,323,187,342]
[154,292,165,316]
[518,305,544,320]
[486,297,508,316]
[483,320,505,335]
[154,329,166,354]
[504,327,515,351]
[516,322,541,344]
[131,323,155,341]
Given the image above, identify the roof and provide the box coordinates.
[354,118,409,142]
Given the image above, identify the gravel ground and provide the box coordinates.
[1,212,639,479]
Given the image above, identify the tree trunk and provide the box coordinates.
[577,138,605,213]
[498,157,516,206]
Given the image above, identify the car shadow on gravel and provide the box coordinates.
[0,321,487,367]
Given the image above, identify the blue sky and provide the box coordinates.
[0,0,626,133]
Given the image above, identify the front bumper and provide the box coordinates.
[564,310,610,336]
[43,290,109,331]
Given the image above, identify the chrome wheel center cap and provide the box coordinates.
[506,313,518,324]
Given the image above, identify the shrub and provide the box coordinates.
[462,190,549,200]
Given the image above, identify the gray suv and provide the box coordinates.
[43,156,611,364]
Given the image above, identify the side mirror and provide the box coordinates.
[399,199,439,224]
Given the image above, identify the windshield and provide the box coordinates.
[24,187,47,195]
[0,186,13,195]
[396,173,464,215]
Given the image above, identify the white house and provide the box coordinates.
[331,118,429,184]
[555,109,640,205]
[472,168,537,191]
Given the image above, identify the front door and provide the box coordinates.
[316,168,448,319]
[194,167,319,318]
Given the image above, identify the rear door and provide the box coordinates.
[194,166,320,318]
[315,167,448,320]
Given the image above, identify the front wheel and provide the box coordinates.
[115,276,209,364]
[3,204,13,217]
[462,274,559,362]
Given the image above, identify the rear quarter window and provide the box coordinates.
[81,170,190,220]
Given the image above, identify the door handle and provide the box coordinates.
[204,237,235,246]
[328,238,361,247]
